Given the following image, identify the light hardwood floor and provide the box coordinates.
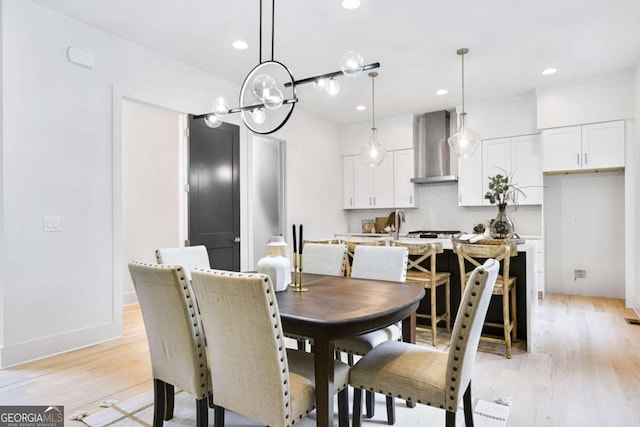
[1,294,639,426]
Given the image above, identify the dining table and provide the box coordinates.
[276,273,425,427]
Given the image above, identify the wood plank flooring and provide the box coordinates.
[0,294,639,426]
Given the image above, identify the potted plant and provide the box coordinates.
[484,171,526,239]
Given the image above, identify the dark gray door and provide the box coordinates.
[188,116,240,271]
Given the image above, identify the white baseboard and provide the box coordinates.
[123,291,138,306]
[0,320,122,368]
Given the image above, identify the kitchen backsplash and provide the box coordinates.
[345,182,543,236]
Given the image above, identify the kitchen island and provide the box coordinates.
[336,233,540,352]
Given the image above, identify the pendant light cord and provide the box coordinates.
[461,51,465,114]
[271,0,275,61]
[371,74,376,130]
[259,0,262,63]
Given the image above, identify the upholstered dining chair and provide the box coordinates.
[391,241,451,346]
[349,259,500,427]
[128,262,211,427]
[190,269,351,427]
[453,241,517,358]
[155,245,210,281]
[334,245,409,423]
[339,239,386,277]
[303,242,348,276]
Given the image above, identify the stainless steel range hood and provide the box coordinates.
[411,110,458,184]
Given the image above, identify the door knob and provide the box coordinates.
[233,237,241,243]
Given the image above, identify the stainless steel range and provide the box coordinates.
[406,230,461,239]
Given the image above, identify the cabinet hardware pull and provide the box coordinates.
[350,197,353,207]
[369,197,372,205]
[373,197,376,205]
[410,195,413,204]
[577,153,580,165]
[584,153,588,164]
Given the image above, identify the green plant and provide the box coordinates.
[484,170,525,206]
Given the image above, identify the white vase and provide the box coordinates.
[257,254,291,292]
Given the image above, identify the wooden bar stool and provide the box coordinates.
[453,241,517,358]
[391,241,451,346]
[339,239,385,277]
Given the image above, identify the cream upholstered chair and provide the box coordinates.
[334,245,409,423]
[190,269,351,427]
[349,259,500,427]
[340,239,385,277]
[155,245,210,280]
[391,241,451,346]
[453,241,517,358]
[303,243,348,276]
[128,262,211,427]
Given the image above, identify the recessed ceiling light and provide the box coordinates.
[542,68,557,75]
[436,89,448,96]
[356,105,366,111]
[342,0,361,10]
[232,40,248,50]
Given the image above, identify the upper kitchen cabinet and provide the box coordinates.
[542,120,625,173]
[343,155,355,209]
[393,149,416,208]
[457,151,483,206]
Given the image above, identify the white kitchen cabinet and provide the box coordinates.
[482,137,511,185]
[511,134,543,205]
[393,149,416,208]
[457,150,483,206]
[343,156,355,209]
[542,120,624,172]
[351,154,394,209]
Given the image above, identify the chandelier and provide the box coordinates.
[447,48,481,158]
[194,0,380,135]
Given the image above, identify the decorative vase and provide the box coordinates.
[490,203,514,239]
[257,236,291,292]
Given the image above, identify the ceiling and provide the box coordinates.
[31,0,640,125]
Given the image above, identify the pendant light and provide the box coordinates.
[448,48,481,158]
[361,72,387,167]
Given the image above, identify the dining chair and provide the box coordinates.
[155,245,210,281]
[339,239,386,277]
[453,241,517,358]
[349,259,500,427]
[303,242,348,276]
[190,269,351,427]
[128,262,211,427]
[391,241,451,346]
[334,245,409,423]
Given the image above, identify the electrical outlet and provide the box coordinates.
[43,216,62,232]
[574,269,586,281]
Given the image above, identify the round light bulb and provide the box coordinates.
[251,74,277,100]
[204,114,222,128]
[340,51,365,77]
[252,108,266,124]
[312,78,327,92]
[325,78,340,96]
[213,97,229,116]
[448,114,481,158]
[262,87,284,110]
[361,129,387,167]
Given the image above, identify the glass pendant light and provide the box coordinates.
[361,72,387,167]
[448,48,481,158]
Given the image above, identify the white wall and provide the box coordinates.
[0,0,344,366]
[635,59,640,313]
[544,172,625,298]
[122,100,181,305]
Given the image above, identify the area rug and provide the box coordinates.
[75,389,509,427]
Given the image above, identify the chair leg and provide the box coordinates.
[385,396,395,425]
[338,388,349,427]
[353,388,363,427]
[365,390,375,418]
[297,339,306,351]
[511,282,518,342]
[430,285,438,346]
[463,382,474,427]
[214,405,225,427]
[502,288,512,359]
[164,383,174,420]
[348,353,354,366]
[445,279,451,333]
[445,410,456,427]
[208,393,214,408]
[152,379,166,427]
[335,350,342,361]
[196,396,208,427]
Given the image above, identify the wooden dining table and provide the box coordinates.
[276,273,425,427]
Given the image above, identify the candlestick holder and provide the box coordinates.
[290,253,308,292]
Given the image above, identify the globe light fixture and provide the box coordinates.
[448,48,481,158]
[194,0,380,134]
[360,72,387,167]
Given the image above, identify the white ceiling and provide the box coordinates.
[31,0,640,125]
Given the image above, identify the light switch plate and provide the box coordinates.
[43,216,62,232]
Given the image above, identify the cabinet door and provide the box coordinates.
[458,150,483,206]
[393,149,416,208]
[542,126,582,172]
[511,134,542,205]
[482,138,511,206]
[582,120,625,169]
[353,156,373,208]
[342,156,355,209]
[372,154,394,208]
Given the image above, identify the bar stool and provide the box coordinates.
[339,239,385,277]
[453,241,517,358]
[391,241,451,346]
